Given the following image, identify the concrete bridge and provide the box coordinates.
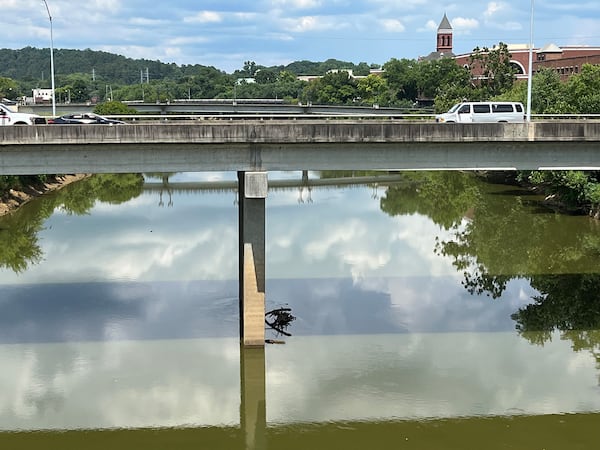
[2,120,600,175]
[2,120,600,348]
[21,100,423,117]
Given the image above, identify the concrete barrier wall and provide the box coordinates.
[3,121,600,146]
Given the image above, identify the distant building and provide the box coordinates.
[427,14,600,81]
[32,88,53,104]
[296,68,382,83]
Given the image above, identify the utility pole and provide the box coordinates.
[42,0,56,116]
[526,0,535,122]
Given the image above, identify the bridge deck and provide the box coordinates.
[1,121,600,174]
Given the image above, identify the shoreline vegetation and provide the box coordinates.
[0,174,89,217]
[1,171,598,220]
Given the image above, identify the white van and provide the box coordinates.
[435,102,525,123]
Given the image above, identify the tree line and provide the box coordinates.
[2,44,600,114]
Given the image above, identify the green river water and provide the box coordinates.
[0,171,599,449]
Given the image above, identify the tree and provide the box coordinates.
[494,68,572,114]
[0,76,19,99]
[94,101,137,115]
[301,71,358,105]
[254,69,277,84]
[382,58,419,104]
[356,74,388,106]
[242,60,257,77]
[469,42,516,99]
[416,58,470,101]
[565,64,600,113]
[522,170,600,216]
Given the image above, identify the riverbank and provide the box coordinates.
[477,171,600,220]
[0,174,88,217]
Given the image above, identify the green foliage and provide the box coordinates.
[436,174,600,304]
[284,58,361,76]
[254,69,277,84]
[0,175,20,192]
[380,171,480,230]
[512,274,600,338]
[469,42,516,99]
[0,76,19,99]
[0,211,43,273]
[416,58,471,101]
[301,71,358,105]
[3,45,600,115]
[94,101,137,115]
[356,75,388,106]
[530,68,569,113]
[382,58,419,105]
[0,174,144,273]
[565,64,600,113]
[523,171,600,212]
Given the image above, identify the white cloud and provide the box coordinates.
[380,19,406,33]
[129,17,167,27]
[484,1,508,19]
[282,15,341,32]
[167,36,210,46]
[184,11,223,24]
[271,0,322,9]
[452,17,480,33]
[424,19,438,31]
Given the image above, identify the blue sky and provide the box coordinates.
[2,0,599,73]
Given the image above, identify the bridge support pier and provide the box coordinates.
[238,171,267,347]
[240,346,267,449]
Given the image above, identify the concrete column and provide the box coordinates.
[238,171,267,347]
[240,346,266,450]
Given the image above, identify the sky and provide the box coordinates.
[1,0,600,74]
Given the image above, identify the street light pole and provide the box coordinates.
[42,0,56,116]
[526,0,534,122]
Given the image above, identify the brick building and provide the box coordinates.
[428,14,600,81]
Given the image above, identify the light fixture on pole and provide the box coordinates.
[42,0,56,117]
[526,0,534,122]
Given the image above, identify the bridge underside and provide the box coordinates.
[2,141,600,175]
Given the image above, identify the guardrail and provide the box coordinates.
[109,113,437,122]
[104,113,600,122]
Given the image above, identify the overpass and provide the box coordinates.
[1,120,600,175]
[20,100,425,117]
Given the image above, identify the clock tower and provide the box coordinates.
[437,13,453,53]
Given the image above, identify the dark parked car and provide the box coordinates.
[48,113,126,125]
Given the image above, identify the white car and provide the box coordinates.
[0,103,46,125]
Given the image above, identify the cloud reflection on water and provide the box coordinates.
[2,172,590,432]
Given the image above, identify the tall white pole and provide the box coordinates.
[42,0,56,116]
[526,0,534,122]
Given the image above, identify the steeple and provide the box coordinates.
[437,13,453,53]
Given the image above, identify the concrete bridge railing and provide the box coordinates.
[2,121,600,174]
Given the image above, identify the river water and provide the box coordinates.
[1,171,599,449]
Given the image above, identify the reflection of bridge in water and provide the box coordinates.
[143,172,407,205]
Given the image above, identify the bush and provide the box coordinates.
[93,101,137,115]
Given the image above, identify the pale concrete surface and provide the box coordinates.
[242,244,265,347]
[2,121,600,174]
